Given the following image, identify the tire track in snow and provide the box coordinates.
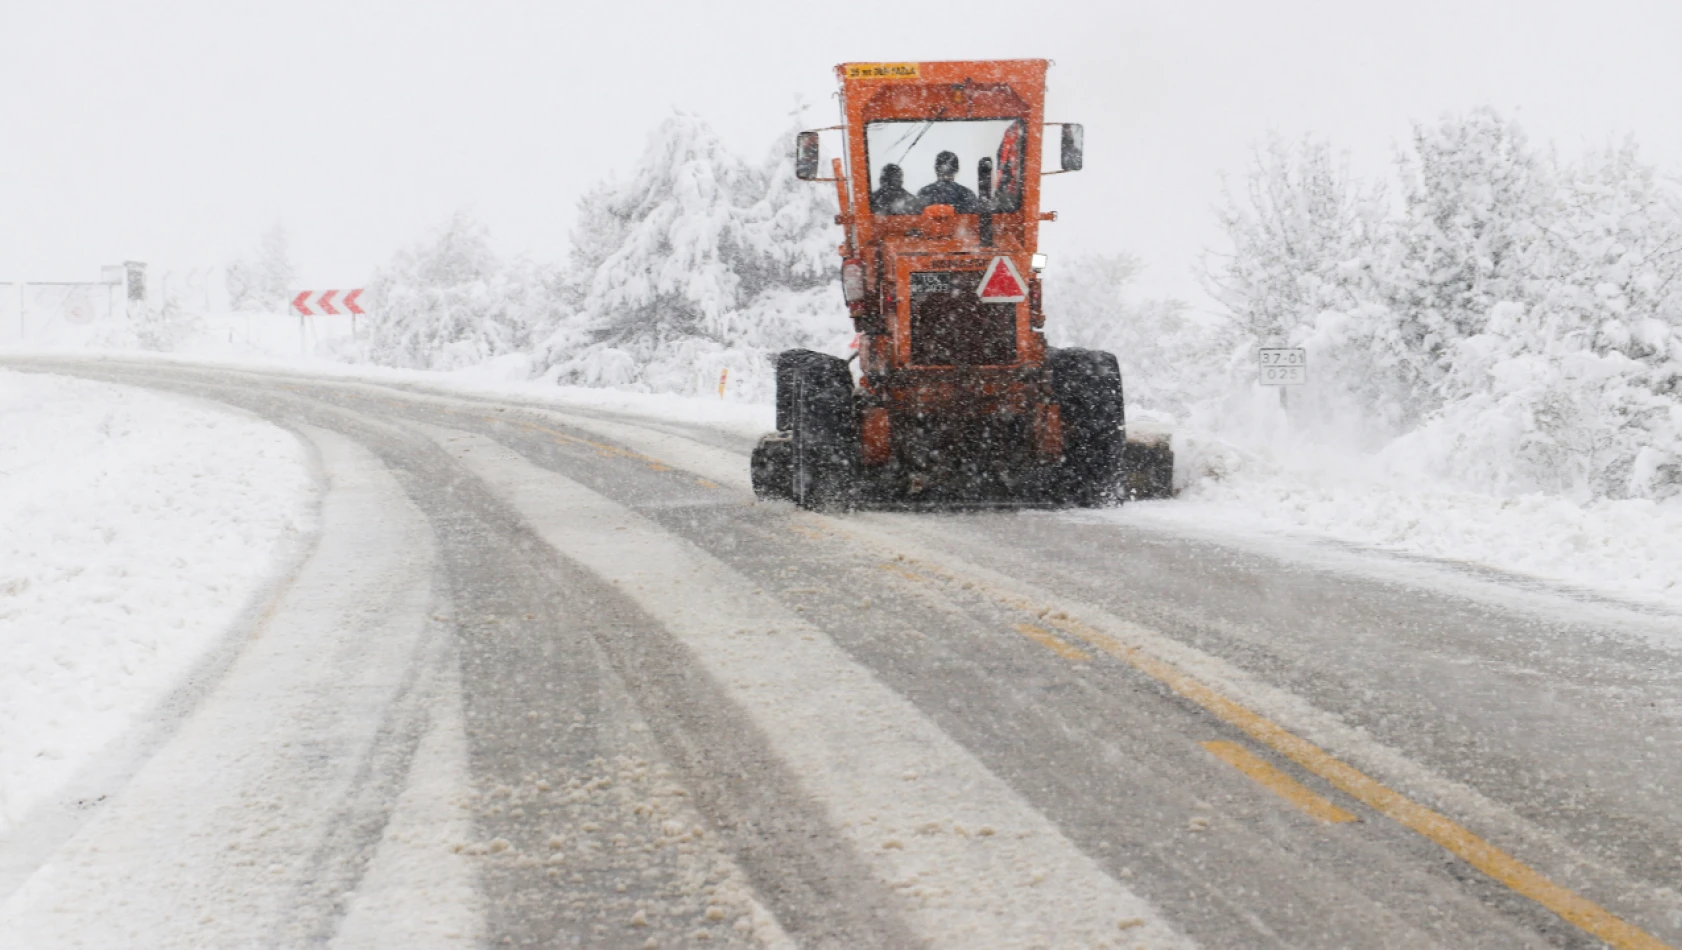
[6,363,815,948]
[428,424,1192,950]
[457,386,1682,945]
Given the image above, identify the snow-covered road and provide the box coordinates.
[2,357,1679,949]
[2,425,472,947]
[0,371,312,839]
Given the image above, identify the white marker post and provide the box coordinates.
[1259,347,1306,410]
[100,265,123,328]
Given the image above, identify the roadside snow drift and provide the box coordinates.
[0,370,313,833]
[1119,431,1682,609]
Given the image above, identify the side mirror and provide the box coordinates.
[795,131,821,181]
[1059,124,1084,172]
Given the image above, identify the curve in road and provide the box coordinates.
[1,357,1678,950]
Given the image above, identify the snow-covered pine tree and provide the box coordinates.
[591,113,755,340]
[538,110,847,398]
[741,109,840,297]
[732,112,850,357]
[537,113,759,389]
[1391,108,1551,393]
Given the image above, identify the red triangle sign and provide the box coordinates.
[978,256,1027,302]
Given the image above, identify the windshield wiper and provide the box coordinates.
[894,107,949,165]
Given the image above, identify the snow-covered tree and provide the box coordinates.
[1207,109,1682,501]
[364,211,559,370]
[1202,135,1417,433]
[1400,139,1682,500]
[226,224,297,312]
[1204,136,1391,347]
[537,110,847,399]
[740,110,841,295]
[568,113,759,346]
[1390,108,1552,392]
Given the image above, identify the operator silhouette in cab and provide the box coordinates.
[872,164,917,215]
[916,150,979,213]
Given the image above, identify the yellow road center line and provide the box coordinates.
[499,418,677,475]
[1061,617,1672,950]
[1013,623,1091,662]
[1201,740,1356,824]
[784,524,825,541]
[875,556,1672,950]
[876,562,926,582]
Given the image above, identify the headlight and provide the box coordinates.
[841,259,867,304]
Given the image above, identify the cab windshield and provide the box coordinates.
[865,118,1026,216]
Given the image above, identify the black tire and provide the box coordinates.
[750,433,794,501]
[1048,347,1126,507]
[775,349,823,432]
[776,349,859,510]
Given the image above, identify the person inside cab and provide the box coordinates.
[916,150,979,213]
[871,163,916,215]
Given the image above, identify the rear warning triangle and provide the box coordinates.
[978,256,1027,302]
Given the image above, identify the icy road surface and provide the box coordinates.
[2,356,1680,949]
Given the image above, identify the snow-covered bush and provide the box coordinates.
[535,111,848,401]
[1204,109,1682,502]
[363,211,561,370]
[1394,140,1682,501]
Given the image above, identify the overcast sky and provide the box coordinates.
[5,0,1681,305]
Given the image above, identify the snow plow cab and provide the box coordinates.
[751,59,1174,508]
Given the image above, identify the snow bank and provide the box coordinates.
[0,371,314,833]
[1133,426,1682,609]
[0,304,354,363]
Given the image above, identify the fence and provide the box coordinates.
[0,279,123,342]
[1,264,364,354]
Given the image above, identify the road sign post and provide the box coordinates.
[291,288,367,352]
[1259,347,1307,410]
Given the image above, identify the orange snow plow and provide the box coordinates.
[751,59,1174,508]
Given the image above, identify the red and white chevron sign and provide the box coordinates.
[291,288,364,317]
